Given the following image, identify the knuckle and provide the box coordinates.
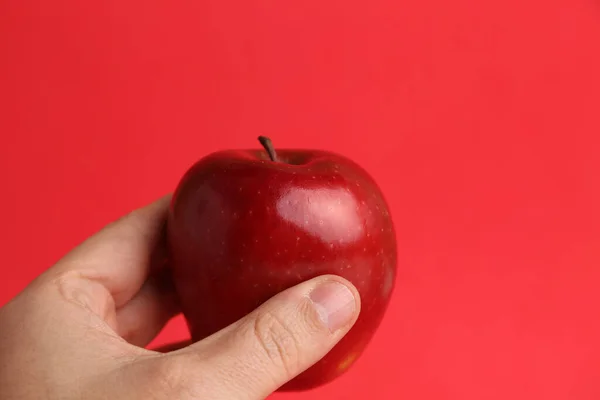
[251,310,303,377]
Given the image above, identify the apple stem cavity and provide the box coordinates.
[258,136,279,162]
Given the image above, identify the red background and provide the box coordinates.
[1,0,600,399]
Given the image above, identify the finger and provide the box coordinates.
[172,275,360,399]
[47,195,171,308]
[115,268,181,347]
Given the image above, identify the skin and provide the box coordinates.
[0,196,361,399]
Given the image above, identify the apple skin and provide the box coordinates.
[166,144,397,391]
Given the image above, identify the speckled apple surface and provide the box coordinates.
[167,141,397,389]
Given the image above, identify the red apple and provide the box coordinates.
[166,137,397,391]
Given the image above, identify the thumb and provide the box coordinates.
[169,275,360,399]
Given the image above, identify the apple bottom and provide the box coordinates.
[183,302,387,391]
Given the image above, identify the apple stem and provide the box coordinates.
[258,136,279,162]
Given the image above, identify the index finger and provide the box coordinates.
[45,195,172,308]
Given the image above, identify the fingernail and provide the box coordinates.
[309,281,357,332]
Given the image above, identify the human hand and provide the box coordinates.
[0,197,360,399]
